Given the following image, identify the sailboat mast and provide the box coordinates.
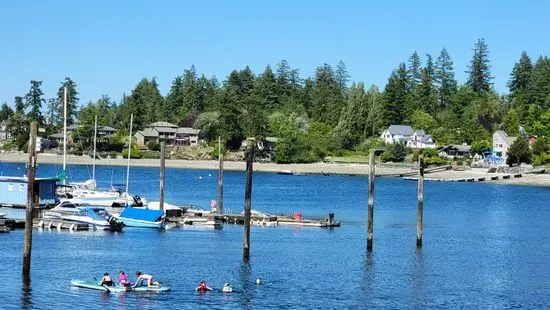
[62,87,67,185]
[92,115,97,181]
[125,113,133,201]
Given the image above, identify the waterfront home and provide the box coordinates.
[134,121,200,147]
[0,120,11,141]
[492,131,517,160]
[438,144,472,158]
[380,125,435,149]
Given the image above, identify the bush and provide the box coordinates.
[108,151,119,159]
[121,148,142,159]
[533,153,550,166]
[69,149,83,156]
[1,140,18,151]
[99,152,108,159]
[380,150,395,162]
[424,156,448,166]
[146,141,160,151]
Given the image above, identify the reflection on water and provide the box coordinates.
[1,163,550,308]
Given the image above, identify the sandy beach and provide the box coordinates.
[1,152,549,186]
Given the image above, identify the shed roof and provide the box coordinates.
[135,128,159,138]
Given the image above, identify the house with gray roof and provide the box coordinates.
[134,121,200,147]
[380,125,436,149]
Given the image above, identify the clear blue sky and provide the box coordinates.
[1,0,549,107]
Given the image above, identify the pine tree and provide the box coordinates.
[14,96,25,114]
[417,66,437,114]
[24,80,45,124]
[45,98,59,126]
[407,51,422,86]
[466,38,493,93]
[526,56,550,109]
[56,77,79,125]
[335,60,350,97]
[383,63,409,125]
[508,51,533,119]
[0,102,13,121]
[434,48,457,109]
[310,64,346,126]
[165,76,184,123]
[254,65,279,111]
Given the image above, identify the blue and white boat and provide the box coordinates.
[43,201,124,232]
[116,207,165,229]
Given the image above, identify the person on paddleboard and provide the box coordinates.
[99,273,114,286]
[119,271,130,287]
[196,281,213,291]
[134,272,156,288]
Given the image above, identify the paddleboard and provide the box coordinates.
[71,280,170,292]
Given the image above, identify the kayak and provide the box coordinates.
[71,280,170,292]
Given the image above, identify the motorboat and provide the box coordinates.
[43,201,123,232]
[116,207,165,229]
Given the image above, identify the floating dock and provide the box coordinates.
[403,173,522,183]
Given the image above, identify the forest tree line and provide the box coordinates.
[2,38,550,163]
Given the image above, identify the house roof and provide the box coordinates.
[135,128,159,138]
[99,126,117,132]
[440,144,471,152]
[414,130,425,136]
[265,137,278,143]
[154,127,177,134]
[177,127,200,135]
[387,125,414,136]
[66,124,80,130]
[146,121,178,128]
[420,134,433,143]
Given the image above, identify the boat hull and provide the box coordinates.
[118,217,163,229]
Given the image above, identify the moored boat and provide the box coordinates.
[116,207,165,229]
[43,201,123,232]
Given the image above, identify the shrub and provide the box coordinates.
[424,156,448,166]
[121,147,142,159]
[108,151,119,159]
[146,141,160,151]
[380,150,395,162]
[533,153,550,166]
[99,152,108,159]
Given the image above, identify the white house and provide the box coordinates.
[492,131,517,160]
[380,125,435,149]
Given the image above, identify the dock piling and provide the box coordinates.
[367,150,375,251]
[416,154,424,248]
[159,139,166,211]
[243,139,254,261]
[217,137,224,214]
[23,122,37,283]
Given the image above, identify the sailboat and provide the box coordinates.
[58,91,146,208]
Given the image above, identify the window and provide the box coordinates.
[8,183,13,191]
[19,184,25,192]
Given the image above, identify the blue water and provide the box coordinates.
[1,162,550,309]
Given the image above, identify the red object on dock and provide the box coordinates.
[294,212,302,221]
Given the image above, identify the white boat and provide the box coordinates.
[0,213,6,219]
[43,200,123,231]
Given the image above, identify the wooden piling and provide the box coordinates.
[23,122,37,283]
[159,140,165,212]
[367,150,375,251]
[416,154,424,248]
[243,139,254,261]
[217,137,224,214]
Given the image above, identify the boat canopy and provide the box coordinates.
[120,207,164,222]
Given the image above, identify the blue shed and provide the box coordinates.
[0,177,58,207]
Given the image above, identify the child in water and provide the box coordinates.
[222,282,233,293]
[196,281,213,291]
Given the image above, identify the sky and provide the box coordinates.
[1,0,549,108]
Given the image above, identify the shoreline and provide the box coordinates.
[1,152,550,187]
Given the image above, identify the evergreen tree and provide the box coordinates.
[502,109,520,136]
[417,66,437,114]
[466,38,493,93]
[506,136,531,166]
[407,51,422,86]
[121,78,164,129]
[45,98,59,126]
[165,76,184,123]
[0,102,13,121]
[383,63,409,125]
[24,80,45,124]
[309,64,345,126]
[254,65,279,111]
[335,60,350,96]
[364,85,384,138]
[526,56,550,109]
[14,96,25,114]
[334,82,367,147]
[435,48,457,108]
[508,51,533,119]
[56,77,79,125]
